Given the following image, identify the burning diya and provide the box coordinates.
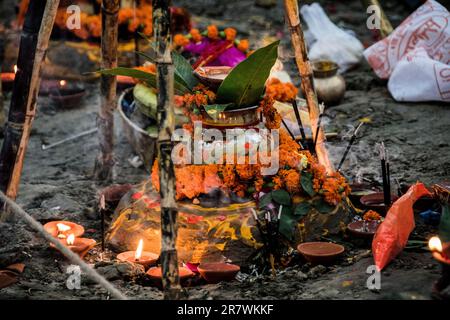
[297,242,345,265]
[117,239,158,269]
[50,234,96,259]
[194,66,232,90]
[197,263,240,284]
[146,266,194,287]
[49,80,86,107]
[1,65,17,91]
[429,236,450,298]
[43,221,84,239]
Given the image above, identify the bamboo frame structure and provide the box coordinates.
[94,0,119,181]
[284,0,334,174]
[0,0,60,221]
[153,0,182,299]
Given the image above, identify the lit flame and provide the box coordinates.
[60,80,67,87]
[428,236,442,253]
[13,65,17,74]
[134,239,144,261]
[67,234,75,246]
[56,223,71,233]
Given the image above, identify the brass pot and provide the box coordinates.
[312,60,346,106]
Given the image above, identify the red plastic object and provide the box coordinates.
[372,183,431,271]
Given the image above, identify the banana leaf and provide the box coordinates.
[216,40,279,108]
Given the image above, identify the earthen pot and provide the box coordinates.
[197,263,240,283]
[347,220,380,239]
[194,66,232,90]
[146,266,194,287]
[50,238,96,259]
[116,251,158,270]
[312,60,346,106]
[297,242,345,265]
[43,221,85,239]
[360,192,399,215]
[348,182,379,205]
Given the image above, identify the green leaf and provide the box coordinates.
[301,172,315,197]
[216,40,279,108]
[439,204,450,242]
[136,51,156,63]
[172,51,199,90]
[98,67,190,95]
[294,202,311,217]
[279,208,297,241]
[204,103,235,120]
[313,198,334,214]
[258,193,272,209]
[272,189,291,206]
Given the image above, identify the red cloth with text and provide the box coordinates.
[372,182,431,271]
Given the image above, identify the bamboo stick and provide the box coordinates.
[153,0,182,299]
[283,0,334,174]
[362,0,394,38]
[94,0,119,181]
[0,25,4,132]
[0,0,60,222]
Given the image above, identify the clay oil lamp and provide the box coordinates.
[197,263,240,284]
[1,65,17,92]
[146,266,194,287]
[194,66,232,90]
[50,234,96,259]
[348,182,379,206]
[297,242,345,265]
[49,80,86,108]
[347,220,380,239]
[43,221,84,239]
[117,239,158,270]
[360,193,399,215]
[201,105,260,130]
[428,236,450,298]
[116,75,136,91]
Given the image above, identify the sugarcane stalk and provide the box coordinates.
[153,0,181,299]
[94,0,119,181]
[283,0,334,174]
[0,0,60,222]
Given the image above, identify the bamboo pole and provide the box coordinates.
[0,0,60,221]
[94,0,119,181]
[362,0,394,38]
[153,0,182,299]
[283,0,334,174]
[0,25,4,132]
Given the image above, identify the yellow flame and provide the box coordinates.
[13,65,17,74]
[67,234,75,246]
[135,239,144,260]
[60,80,67,87]
[429,236,442,252]
[56,223,71,233]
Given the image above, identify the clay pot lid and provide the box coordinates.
[43,221,85,238]
[360,192,399,205]
[297,242,344,264]
[197,262,240,273]
[347,220,380,238]
[194,66,232,89]
[100,184,133,202]
[349,183,379,196]
[146,266,194,279]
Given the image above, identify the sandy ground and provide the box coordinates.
[0,0,449,300]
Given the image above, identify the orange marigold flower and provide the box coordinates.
[207,25,219,40]
[190,28,202,43]
[224,27,237,41]
[237,39,249,52]
[174,34,190,46]
[282,170,301,193]
[363,210,382,221]
[272,176,283,190]
[266,78,298,102]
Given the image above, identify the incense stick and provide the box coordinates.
[379,142,391,207]
[100,194,106,252]
[292,99,306,143]
[312,111,324,152]
[336,122,364,172]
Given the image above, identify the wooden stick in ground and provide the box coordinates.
[0,0,60,222]
[94,0,119,181]
[361,0,394,38]
[283,0,334,174]
[153,0,182,299]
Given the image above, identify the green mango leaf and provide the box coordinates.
[294,202,311,217]
[301,172,315,197]
[258,193,272,209]
[172,51,199,90]
[204,103,235,120]
[216,40,280,108]
[313,198,334,214]
[279,209,297,241]
[272,189,291,206]
[98,67,190,95]
[439,204,450,242]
